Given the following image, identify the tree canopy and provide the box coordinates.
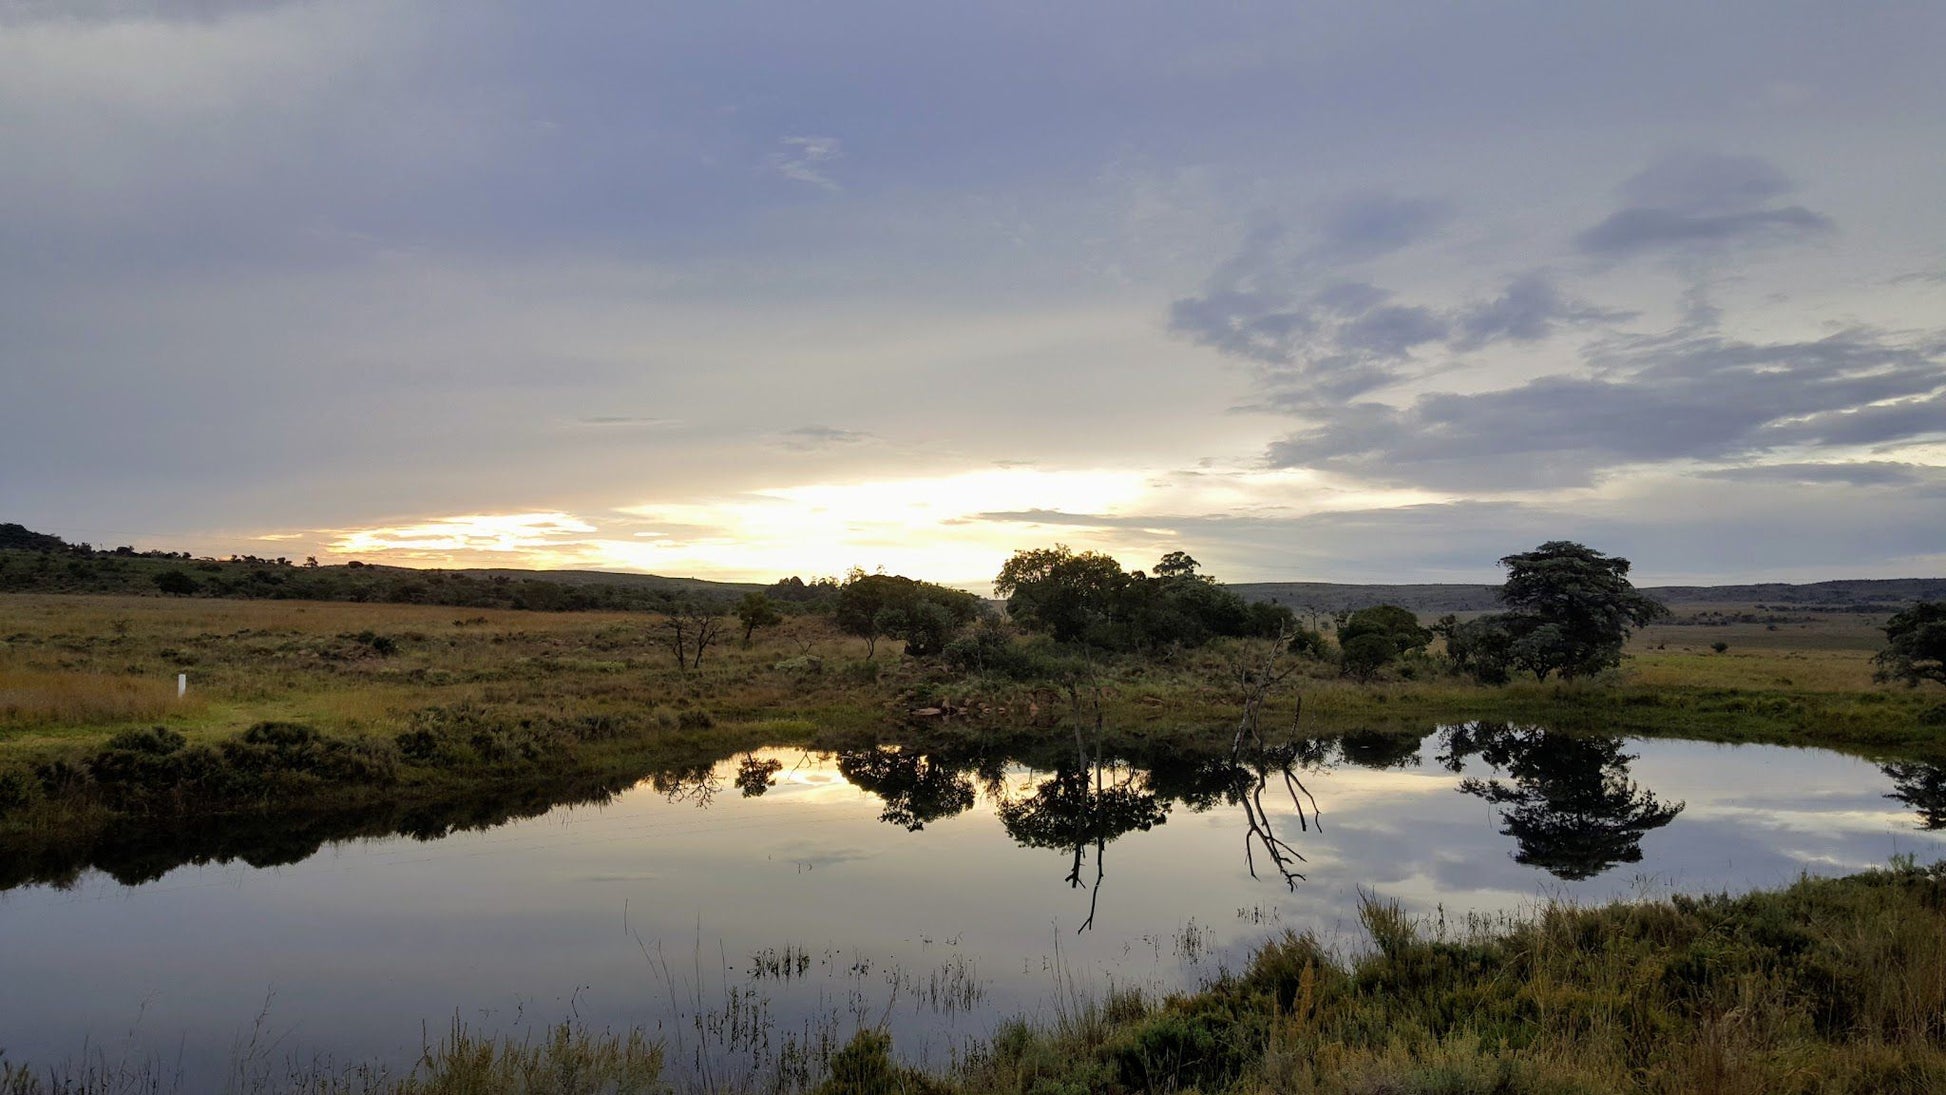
[1874,601,1946,687]
[994,545,1289,651]
[1465,541,1667,682]
[832,570,982,658]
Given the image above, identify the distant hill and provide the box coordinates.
[5,522,1942,616]
[454,567,761,596]
[1233,578,1946,616]
[0,524,759,612]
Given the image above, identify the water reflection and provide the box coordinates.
[1882,761,1946,830]
[1440,723,1685,881]
[837,748,979,830]
[14,725,1943,895]
[735,754,784,797]
[0,771,641,890]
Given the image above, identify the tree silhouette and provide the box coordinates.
[1882,761,1946,829]
[836,747,976,830]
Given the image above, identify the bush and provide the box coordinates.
[0,765,40,814]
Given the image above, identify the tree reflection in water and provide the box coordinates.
[733,754,784,797]
[1882,761,1946,830]
[1441,723,1683,881]
[836,748,978,830]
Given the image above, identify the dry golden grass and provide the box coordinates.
[0,667,205,732]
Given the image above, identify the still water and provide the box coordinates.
[2,726,1943,1085]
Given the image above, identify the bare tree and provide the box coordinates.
[661,604,726,672]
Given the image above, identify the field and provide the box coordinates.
[2,591,1939,760]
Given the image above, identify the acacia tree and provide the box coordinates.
[1485,541,1667,682]
[1874,602,1946,687]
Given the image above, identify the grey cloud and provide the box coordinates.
[776,425,873,451]
[1576,206,1833,259]
[1575,152,1834,259]
[1167,289,1314,366]
[771,136,843,191]
[1266,327,1946,489]
[577,415,679,429]
[1315,193,1453,260]
[980,489,1946,585]
[0,0,296,23]
[974,509,1170,529]
[1762,393,1946,448]
[1313,281,1391,315]
[1694,462,1935,488]
[1619,151,1793,213]
[1890,269,1946,286]
[1173,227,1624,403]
[1454,271,1633,349]
[1339,305,1449,357]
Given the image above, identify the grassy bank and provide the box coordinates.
[6,862,1944,1093]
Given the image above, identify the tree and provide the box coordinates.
[734,592,783,647]
[1488,541,1667,682]
[1152,551,1202,579]
[1437,614,1514,684]
[833,570,980,658]
[153,569,199,596]
[661,603,724,672]
[995,546,1131,644]
[1340,604,1432,656]
[1874,602,1946,687]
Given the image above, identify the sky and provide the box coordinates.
[3,1,1944,588]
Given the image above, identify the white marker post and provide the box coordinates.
[177,673,187,699]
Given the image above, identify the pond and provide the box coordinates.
[3,725,1943,1087]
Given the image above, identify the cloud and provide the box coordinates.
[1170,209,1627,403]
[1694,462,1937,488]
[1452,271,1634,350]
[1265,327,1946,489]
[774,425,874,451]
[1314,193,1453,260]
[1338,305,1449,357]
[1575,152,1834,259]
[770,135,843,191]
[576,415,679,428]
[1165,208,1460,397]
[0,0,299,23]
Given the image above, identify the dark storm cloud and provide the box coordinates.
[1265,327,1946,489]
[1575,152,1834,259]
